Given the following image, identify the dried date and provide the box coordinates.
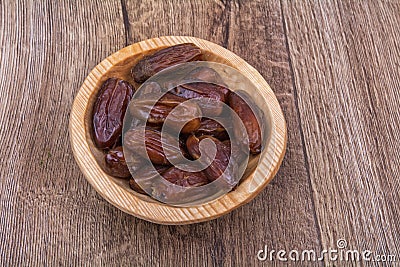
[129,165,169,194]
[172,82,230,116]
[104,146,131,178]
[195,118,228,141]
[129,178,146,194]
[132,43,202,83]
[162,167,209,187]
[92,78,134,149]
[228,91,262,154]
[129,92,201,134]
[222,139,231,149]
[129,93,183,123]
[186,66,225,85]
[173,82,229,102]
[186,135,231,182]
[124,127,184,165]
[138,81,162,95]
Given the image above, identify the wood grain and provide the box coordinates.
[282,0,400,263]
[2,0,398,265]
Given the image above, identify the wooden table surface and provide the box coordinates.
[1,0,399,266]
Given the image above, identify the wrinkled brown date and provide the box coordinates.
[162,167,209,187]
[173,82,230,102]
[186,66,225,85]
[179,135,192,160]
[129,93,183,123]
[104,146,131,178]
[185,134,202,160]
[172,82,230,116]
[222,139,231,150]
[129,92,201,134]
[132,43,202,83]
[129,165,169,194]
[195,118,228,141]
[92,78,134,149]
[138,81,162,95]
[228,91,262,154]
[186,135,231,181]
[129,178,146,194]
[124,127,184,165]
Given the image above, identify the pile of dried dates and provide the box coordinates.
[91,43,262,197]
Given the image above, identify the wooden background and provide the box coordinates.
[1,0,399,265]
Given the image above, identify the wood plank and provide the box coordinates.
[282,0,400,261]
[228,0,293,95]
[0,0,129,265]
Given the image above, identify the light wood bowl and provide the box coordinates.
[69,36,287,225]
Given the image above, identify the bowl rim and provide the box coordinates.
[69,36,287,225]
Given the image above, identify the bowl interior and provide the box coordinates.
[84,46,272,204]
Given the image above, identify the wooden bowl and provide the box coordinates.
[69,36,287,224]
